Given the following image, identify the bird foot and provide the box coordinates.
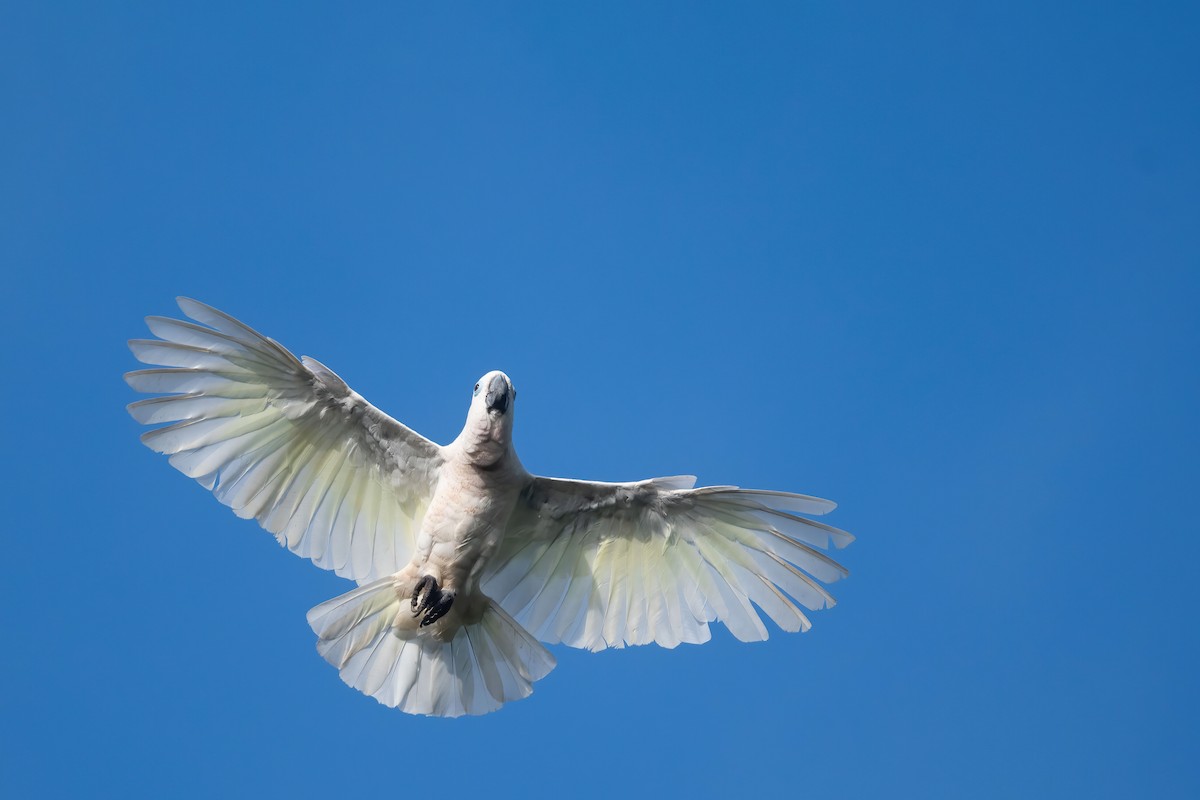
[411,575,455,627]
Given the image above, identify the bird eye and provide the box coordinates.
[473,383,480,396]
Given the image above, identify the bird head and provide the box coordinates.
[472,371,516,417]
[472,370,515,417]
[459,370,517,464]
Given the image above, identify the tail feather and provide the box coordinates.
[306,576,556,717]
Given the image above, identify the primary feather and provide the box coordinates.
[127,298,441,583]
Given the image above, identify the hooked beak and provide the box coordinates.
[485,374,509,414]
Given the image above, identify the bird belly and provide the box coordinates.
[406,468,518,595]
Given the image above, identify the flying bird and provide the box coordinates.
[126,298,853,717]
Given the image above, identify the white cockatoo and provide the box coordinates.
[126,299,853,717]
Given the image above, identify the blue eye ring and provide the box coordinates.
[473,383,480,397]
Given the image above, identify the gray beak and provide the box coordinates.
[485,374,510,414]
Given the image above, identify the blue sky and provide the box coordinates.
[3,2,1197,797]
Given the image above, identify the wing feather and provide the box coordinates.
[127,298,442,583]
[485,474,850,650]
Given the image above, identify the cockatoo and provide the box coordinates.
[126,299,852,717]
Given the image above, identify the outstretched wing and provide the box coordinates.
[126,297,443,584]
[483,475,851,651]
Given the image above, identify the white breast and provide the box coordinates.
[411,453,523,594]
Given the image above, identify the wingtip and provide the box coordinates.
[789,491,837,515]
[137,427,166,449]
[811,498,837,515]
[176,296,221,321]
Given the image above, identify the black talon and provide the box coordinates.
[412,575,438,616]
[420,590,455,627]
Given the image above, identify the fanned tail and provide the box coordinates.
[306,576,556,717]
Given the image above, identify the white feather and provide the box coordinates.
[126,298,442,583]
[486,476,849,650]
